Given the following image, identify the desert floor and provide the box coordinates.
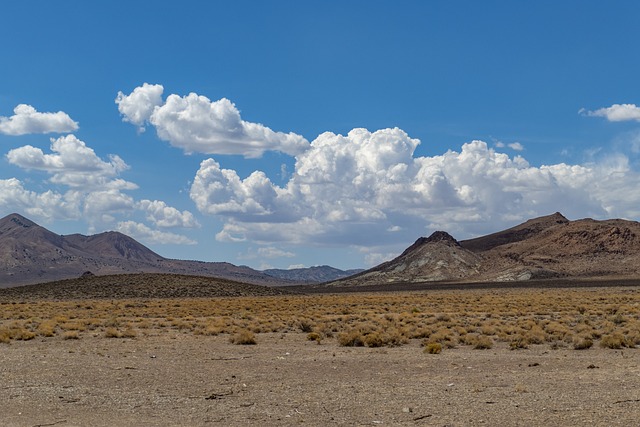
[2,331,639,427]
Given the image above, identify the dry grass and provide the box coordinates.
[1,286,640,351]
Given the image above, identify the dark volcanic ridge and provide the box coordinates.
[0,273,293,301]
[330,212,640,287]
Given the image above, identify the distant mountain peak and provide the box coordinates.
[400,231,459,257]
[0,213,37,231]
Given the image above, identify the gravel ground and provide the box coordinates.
[2,332,639,426]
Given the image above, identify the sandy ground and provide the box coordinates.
[1,332,639,427]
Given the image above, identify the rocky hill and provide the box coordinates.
[330,212,640,287]
[0,213,289,288]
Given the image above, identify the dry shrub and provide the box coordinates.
[472,335,493,350]
[572,335,593,350]
[307,332,322,343]
[105,327,123,338]
[525,326,546,344]
[600,333,625,349]
[230,329,257,345]
[121,327,137,338]
[62,331,80,340]
[37,320,57,337]
[509,336,529,350]
[423,342,442,354]
[0,327,10,344]
[338,329,365,347]
[13,328,35,341]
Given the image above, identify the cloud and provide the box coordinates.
[508,142,524,151]
[116,221,197,245]
[0,104,78,136]
[6,135,134,189]
[137,199,199,228]
[117,84,310,157]
[257,247,295,259]
[0,178,82,221]
[191,126,640,250]
[115,83,164,131]
[238,246,296,260]
[581,104,640,122]
[3,134,197,246]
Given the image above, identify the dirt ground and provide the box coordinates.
[2,332,639,427]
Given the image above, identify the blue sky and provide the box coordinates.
[2,1,640,270]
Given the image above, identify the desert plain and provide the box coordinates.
[2,279,640,426]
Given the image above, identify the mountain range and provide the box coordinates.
[330,212,640,286]
[0,213,356,288]
[3,211,640,289]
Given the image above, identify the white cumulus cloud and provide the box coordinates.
[190,126,640,250]
[137,199,200,228]
[116,84,310,157]
[6,135,134,189]
[581,103,640,122]
[115,83,164,131]
[0,178,82,221]
[116,221,197,245]
[0,104,78,135]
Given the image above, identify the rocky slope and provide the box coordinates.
[331,212,640,286]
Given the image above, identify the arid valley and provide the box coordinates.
[3,213,640,426]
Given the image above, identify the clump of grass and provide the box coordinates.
[509,337,529,350]
[423,342,442,354]
[13,328,35,341]
[37,320,57,337]
[600,333,624,349]
[337,329,365,347]
[121,327,137,338]
[62,331,80,340]
[572,335,593,350]
[0,327,10,344]
[307,332,323,343]
[472,335,493,350]
[230,329,257,345]
[105,327,123,338]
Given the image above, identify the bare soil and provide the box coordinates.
[2,332,639,427]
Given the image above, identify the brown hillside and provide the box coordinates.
[332,213,640,287]
[0,213,288,288]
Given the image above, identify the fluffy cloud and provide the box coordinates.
[581,104,640,122]
[117,84,310,157]
[4,134,197,246]
[0,178,82,220]
[0,104,78,135]
[137,199,200,228]
[6,135,133,189]
[116,221,197,245]
[115,83,164,130]
[190,127,640,249]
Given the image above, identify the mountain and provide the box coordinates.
[263,265,364,284]
[330,212,640,287]
[0,213,288,288]
[331,231,482,286]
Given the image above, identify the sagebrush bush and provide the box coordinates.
[423,342,442,354]
[572,335,593,350]
[230,329,257,345]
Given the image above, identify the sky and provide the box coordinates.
[2,1,640,270]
